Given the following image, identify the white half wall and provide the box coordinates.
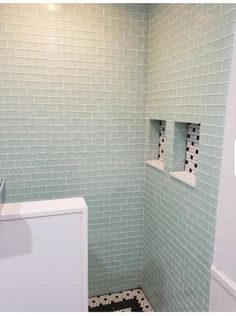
[0,197,88,312]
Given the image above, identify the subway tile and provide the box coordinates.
[0,3,235,310]
[0,3,148,298]
[142,3,236,312]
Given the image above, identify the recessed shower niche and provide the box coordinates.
[146,119,166,171]
[170,122,200,187]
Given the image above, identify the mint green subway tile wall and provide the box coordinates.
[142,4,236,311]
[0,4,149,296]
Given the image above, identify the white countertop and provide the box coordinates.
[0,197,87,221]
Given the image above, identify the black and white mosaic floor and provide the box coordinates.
[89,288,154,312]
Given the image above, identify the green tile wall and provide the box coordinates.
[0,4,149,296]
[142,4,236,311]
[1,3,236,310]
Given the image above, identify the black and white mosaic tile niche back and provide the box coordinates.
[158,120,166,162]
[185,123,200,175]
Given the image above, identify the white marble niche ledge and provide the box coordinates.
[170,170,196,188]
[146,160,164,171]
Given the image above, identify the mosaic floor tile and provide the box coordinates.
[89,288,154,312]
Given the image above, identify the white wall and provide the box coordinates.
[209,30,236,311]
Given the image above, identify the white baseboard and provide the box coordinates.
[209,265,236,311]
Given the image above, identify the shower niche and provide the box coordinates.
[170,122,200,187]
[146,119,166,171]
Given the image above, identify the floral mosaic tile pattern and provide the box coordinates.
[89,288,154,312]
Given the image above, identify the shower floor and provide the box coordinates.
[88,288,154,312]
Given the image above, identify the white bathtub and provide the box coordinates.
[0,197,88,312]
